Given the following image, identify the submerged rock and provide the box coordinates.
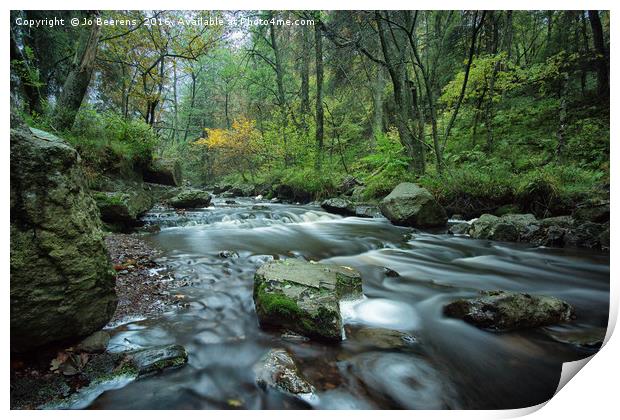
[76,331,111,353]
[543,326,606,349]
[253,259,363,341]
[127,344,189,376]
[10,122,117,352]
[321,197,356,216]
[168,188,212,208]
[344,326,418,350]
[444,291,574,331]
[254,348,315,396]
[380,183,447,228]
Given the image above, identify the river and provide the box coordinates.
[90,197,609,409]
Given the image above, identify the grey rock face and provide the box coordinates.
[253,259,363,341]
[10,123,117,352]
[168,188,212,208]
[444,290,574,331]
[380,183,447,228]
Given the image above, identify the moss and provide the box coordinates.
[254,281,341,341]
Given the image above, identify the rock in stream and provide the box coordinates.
[444,290,575,331]
[253,259,363,341]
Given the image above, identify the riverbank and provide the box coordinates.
[105,233,188,325]
[10,233,187,409]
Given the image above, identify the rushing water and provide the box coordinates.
[91,197,609,409]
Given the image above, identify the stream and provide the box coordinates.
[90,197,609,409]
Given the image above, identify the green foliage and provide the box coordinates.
[355,129,413,198]
[70,108,157,162]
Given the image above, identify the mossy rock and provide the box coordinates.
[92,186,154,231]
[321,197,356,216]
[142,158,182,186]
[444,290,574,331]
[10,124,117,352]
[253,260,363,341]
[469,213,540,242]
[380,183,447,228]
[168,188,212,208]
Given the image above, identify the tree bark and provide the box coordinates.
[376,11,425,175]
[300,25,311,118]
[588,10,609,97]
[52,12,101,130]
[370,65,385,149]
[315,22,324,168]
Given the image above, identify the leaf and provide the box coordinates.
[50,352,69,372]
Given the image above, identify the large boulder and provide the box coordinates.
[468,213,540,242]
[229,183,256,197]
[92,185,154,231]
[444,291,574,331]
[253,259,362,341]
[380,183,447,228]
[168,188,212,208]
[321,197,355,216]
[142,158,182,186]
[10,123,117,352]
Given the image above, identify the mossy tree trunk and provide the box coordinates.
[52,11,101,131]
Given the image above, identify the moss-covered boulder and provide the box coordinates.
[380,183,447,228]
[321,197,355,216]
[92,186,154,231]
[253,259,363,341]
[229,183,256,197]
[444,290,574,331]
[142,158,182,186]
[168,188,212,208]
[468,213,541,242]
[254,348,315,396]
[10,123,117,352]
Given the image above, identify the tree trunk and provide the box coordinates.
[370,66,385,149]
[588,10,609,97]
[443,11,485,148]
[52,12,101,130]
[555,72,569,160]
[10,33,43,115]
[269,18,289,165]
[183,72,197,142]
[376,11,425,175]
[300,25,311,118]
[315,22,324,168]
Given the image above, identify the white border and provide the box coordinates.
[2,1,617,418]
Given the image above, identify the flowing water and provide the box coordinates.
[90,197,609,409]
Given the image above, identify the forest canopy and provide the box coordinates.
[10,10,610,216]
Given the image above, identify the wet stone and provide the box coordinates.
[127,344,189,376]
[254,348,315,396]
[76,330,111,353]
[344,326,418,350]
[253,259,363,341]
[444,290,574,331]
